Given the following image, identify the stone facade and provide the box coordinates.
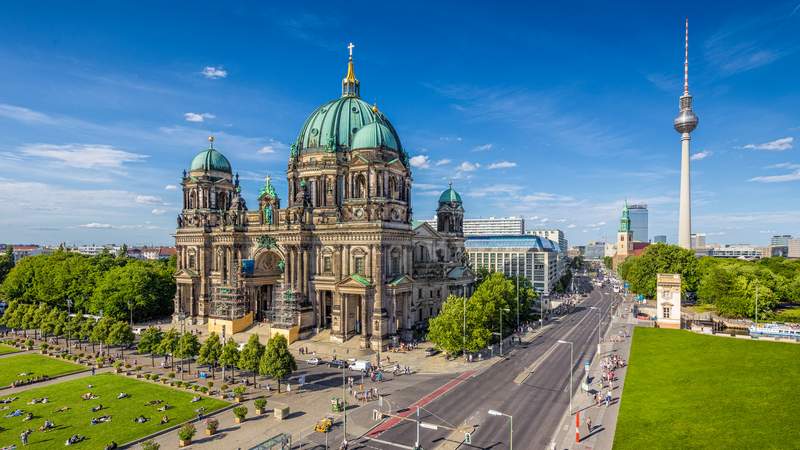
[173,51,473,349]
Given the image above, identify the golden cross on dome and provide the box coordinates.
[347,42,355,58]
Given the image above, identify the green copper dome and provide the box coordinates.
[190,147,232,174]
[352,122,399,151]
[438,184,462,205]
[295,97,402,153]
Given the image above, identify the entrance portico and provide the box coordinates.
[331,275,373,348]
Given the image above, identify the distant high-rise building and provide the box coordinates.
[425,216,524,236]
[653,235,667,243]
[788,239,800,259]
[526,229,567,254]
[690,233,706,249]
[466,235,564,295]
[585,241,606,260]
[770,235,793,246]
[628,204,649,242]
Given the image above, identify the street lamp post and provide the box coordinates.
[516,276,520,335]
[499,308,510,356]
[488,409,513,450]
[66,299,72,355]
[342,366,347,446]
[463,297,467,363]
[557,339,574,415]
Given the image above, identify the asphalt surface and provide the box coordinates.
[357,277,619,450]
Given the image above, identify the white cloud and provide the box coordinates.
[184,112,216,123]
[201,66,227,79]
[748,170,800,183]
[135,195,165,205]
[457,161,480,172]
[0,104,54,124]
[472,143,493,152]
[164,185,178,190]
[435,159,451,166]
[79,223,113,229]
[151,208,167,215]
[439,136,462,142]
[410,155,431,169]
[743,137,793,151]
[540,218,549,223]
[20,144,148,170]
[488,161,517,170]
[567,224,577,228]
[765,162,800,170]
[257,138,288,155]
[691,150,712,160]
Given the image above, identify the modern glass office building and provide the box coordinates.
[465,235,565,295]
[628,204,648,242]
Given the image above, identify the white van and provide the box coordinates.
[350,360,372,372]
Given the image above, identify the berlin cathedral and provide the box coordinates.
[173,47,474,349]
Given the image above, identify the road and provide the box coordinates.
[358,278,618,450]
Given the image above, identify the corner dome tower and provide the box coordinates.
[438,182,462,205]
[189,136,232,179]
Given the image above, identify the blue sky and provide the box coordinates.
[1,1,799,247]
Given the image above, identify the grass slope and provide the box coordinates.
[0,344,19,355]
[0,354,84,386]
[614,328,800,450]
[0,373,228,449]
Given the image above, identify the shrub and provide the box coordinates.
[175,381,183,388]
[135,365,142,372]
[233,386,246,397]
[205,418,219,432]
[220,384,228,391]
[200,387,208,394]
[141,440,160,450]
[113,361,123,369]
[177,423,196,441]
[232,406,247,420]
[167,372,175,379]
[124,363,131,369]
[207,381,214,389]
[254,398,267,410]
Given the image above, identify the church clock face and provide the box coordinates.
[391,209,400,221]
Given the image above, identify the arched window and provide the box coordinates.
[391,248,401,275]
[355,173,367,198]
[389,177,397,200]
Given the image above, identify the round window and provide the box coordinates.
[310,128,319,136]
[352,106,359,113]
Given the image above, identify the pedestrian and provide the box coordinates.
[91,367,96,376]
[605,390,612,407]
[586,417,592,433]
[21,428,31,446]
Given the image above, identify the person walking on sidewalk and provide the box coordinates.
[605,390,612,407]
[586,417,592,434]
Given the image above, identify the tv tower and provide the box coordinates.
[673,18,698,249]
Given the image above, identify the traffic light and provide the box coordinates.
[464,432,471,444]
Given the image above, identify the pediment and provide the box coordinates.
[175,268,199,279]
[387,274,414,286]
[413,222,440,239]
[336,273,373,289]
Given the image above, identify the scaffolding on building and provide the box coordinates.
[210,267,248,319]
[271,283,299,328]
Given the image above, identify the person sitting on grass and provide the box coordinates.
[190,396,201,403]
[104,441,118,450]
[91,415,112,425]
[65,434,85,446]
[144,400,163,406]
[81,393,98,401]
[133,415,148,423]
[157,404,171,412]
[39,419,55,431]
[160,415,169,424]
[55,406,70,413]
[22,412,33,422]
[91,404,103,412]
[0,396,18,404]
[116,392,128,399]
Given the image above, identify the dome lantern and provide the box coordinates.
[342,42,360,98]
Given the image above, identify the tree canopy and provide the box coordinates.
[259,334,296,392]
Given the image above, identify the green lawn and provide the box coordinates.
[614,328,800,450]
[0,354,85,387]
[0,344,19,355]
[775,308,800,323]
[0,373,229,449]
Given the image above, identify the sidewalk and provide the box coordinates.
[553,301,635,450]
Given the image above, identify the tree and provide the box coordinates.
[90,261,174,322]
[79,317,95,351]
[603,256,613,270]
[428,295,492,355]
[33,303,49,339]
[619,244,699,298]
[239,334,265,384]
[158,328,180,368]
[41,308,60,340]
[90,316,114,355]
[198,332,223,379]
[107,321,135,359]
[138,327,164,367]
[219,338,240,383]
[259,335,296,393]
[21,304,37,338]
[65,314,83,350]
[0,245,14,284]
[176,332,201,377]
[117,244,128,259]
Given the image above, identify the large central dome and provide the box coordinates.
[293,49,403,155]
[295,97,402,153]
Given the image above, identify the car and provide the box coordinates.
[329,359,349,369]
[424,348,440,357]
[306,357,321,366]
[132,327,145,335]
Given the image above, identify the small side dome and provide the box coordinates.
[352,122,399,151]
[438,183,462,205]
[190,148,232,174]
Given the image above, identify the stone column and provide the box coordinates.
[371,245,384,349]
[334,246,342,281]
[343,245,350,277]
[302,247,309,296]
